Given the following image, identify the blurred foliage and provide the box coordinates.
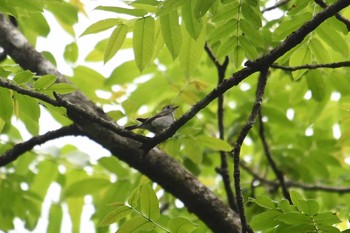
[1,0,350,232]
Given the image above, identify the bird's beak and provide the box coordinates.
[173,105,179,109]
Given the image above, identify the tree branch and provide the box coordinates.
[0,78,149,143]
[0,15,242,232]
[0,125,81,167]
[314,0,350,31]
[241,163,350,194]
[262,0,290,13]
[142,0,350,152]
[205,44,237,212]
[258,109,291,203]
[271,61,350,71]
[232,69,269,233]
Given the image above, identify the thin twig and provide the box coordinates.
[262,0,290,13]
[0,125,81,167]
[258,109,291,203]
[232,69,269,233]
[271,61,350,71]
[205,44,238,212]
[241,163,350,194]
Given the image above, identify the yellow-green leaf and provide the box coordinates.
[47,83,77,94]
[179,24,205,77]
[133,17,155,71]
[104,24,128,63]
[80,18,121,37]
[140,184,160,220]
[0,87,13,123]
[197,135,232,151]
[99,206,132,226]
[33,74,57,89]
[181,0,203,40]
[117,215,154,233]
[289,45,311,80]
[160,10,182,59]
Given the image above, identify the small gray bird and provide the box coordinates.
[125,105,178,134]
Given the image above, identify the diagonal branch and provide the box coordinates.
[314,0,350,31]
[271,61,350,71]
[142,0,350,153]
[0,125,81,167]
[232,69,269,233]
[262,0,290,13]
[258,110,291,203]
[205,44,237,212]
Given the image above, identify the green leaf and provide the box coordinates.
[305,70,326,102]
[0,87,13,123]
[289,44,312,80]
[216,36,238,60]
[47,203,63,233]
[239,35,259,59]
[250,209,282,230]
[29,160,58,198]
[33,74,57,89]
[46,83,76,94]
[208,19,237,43]
[290,190,304,207]
[95,6,147,17]
[194,0,215,19]
[179,24,205,77]
[314,212,341,225]
[277,213,311,225]
[14,93,40,122]
[212,2,240,22]
[64,178,111,197]
[133,16,155,71]
[309,37,331,63]
[128,186,140,208]
[196,135,232,151]
[117,215,154,233]
[298,199,319,216]
[106,60,141,85]
[253,196,276,209]
[241,2,261,28]
[140,184,160,220]
[98,157,129,178]
[273,13,312,41]
[160,10,182,59]
[13,70,35,84]
[156,0,187,17]
[239,19,263,47]
[64,42,79,63]
[181,0,203,40]
[104,24,129,63]
[80,18,122,37]
[168,217,198,233]
[99,206,133,226]
[316,23,349,57]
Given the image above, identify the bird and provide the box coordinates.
[125,105,178,134]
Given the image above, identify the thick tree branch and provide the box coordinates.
[0,0,349,231]
[142,0,350,152]
[233,69,269,233]
[205,44,237,212]
[0,125,81,167]
[258,110,291,203]
[271,61,350,71]
[0,15,242,232]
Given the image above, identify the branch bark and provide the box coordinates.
[0,15,242,232]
